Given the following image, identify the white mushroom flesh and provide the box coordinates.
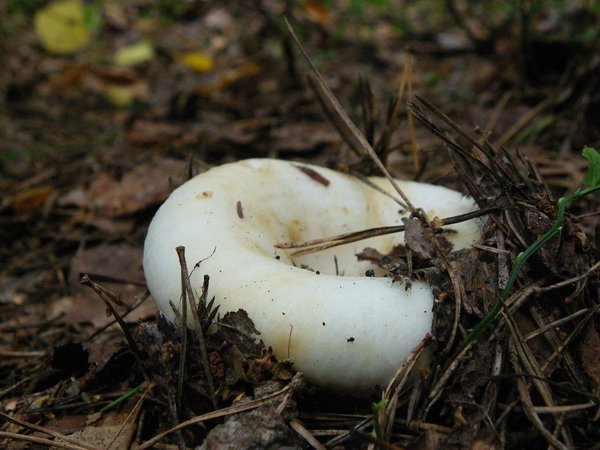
[143,158,480,393]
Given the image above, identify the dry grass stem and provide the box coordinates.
[379,335,432,442]
[284,17,419,214]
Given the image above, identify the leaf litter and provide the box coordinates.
[1,1,599,449]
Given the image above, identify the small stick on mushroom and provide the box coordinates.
[275,207,494,256]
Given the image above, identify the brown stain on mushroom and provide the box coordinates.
[287,219,304,243]
[196,191,214,199]
[236,200,244,219]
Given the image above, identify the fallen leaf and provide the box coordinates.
[270,122,340,152]
[174,51,215,73]
[51,292,156,328]
[193,62,261,95]
[44,414,90,436]
[34,0,90,54]
[404,217,435,260]
[55,409,139,449]
[69,243,145,289]
[49,295,108,327]
[82,66,149,106]
[113,40,155,66]
[217,310,263,357]
[67,157,185,219]
[12,186,53,215]
[126,120,194,146]
[62,243,156,326]
[104,79,149,106]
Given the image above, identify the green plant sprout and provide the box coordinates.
[465,146,600,344]
[371,398,387,442]
[100,383,144,413]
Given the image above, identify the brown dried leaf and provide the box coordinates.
[66,157,185,219]
[61,244,155,326]
[56,409,138,449]
[95,158,184,217]
[50,294,111,328]
[247,348,294,383]
[355,247,385,263]
[217,309,263,357]
[270,122,339,152]
[12,186,53,215]
[69,243,145,288]
[404,217,435,260]
[127,120,201,147]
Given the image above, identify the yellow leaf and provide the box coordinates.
[113,40,155,66]
[34,0,90,54]
[106,85,136,107]
[174,51,215,73]
[105,80,148,107]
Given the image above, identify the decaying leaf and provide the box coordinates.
[404,217,436,260]
[12,186,53,216]
[34,0,90,54]
[113,40,155,66]
[63,157,185,219]
[217,309,263,357]
[54,408,140,449]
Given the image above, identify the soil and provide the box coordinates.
[1,2,599,449]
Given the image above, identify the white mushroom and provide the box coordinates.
[143,158,480,393]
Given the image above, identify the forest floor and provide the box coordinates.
[1,1,599,449]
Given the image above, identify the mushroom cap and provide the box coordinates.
[143,159,480,393]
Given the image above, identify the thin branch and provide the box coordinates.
[275,208,493,256]
[80,275,144,361]
[176,246,218,410]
